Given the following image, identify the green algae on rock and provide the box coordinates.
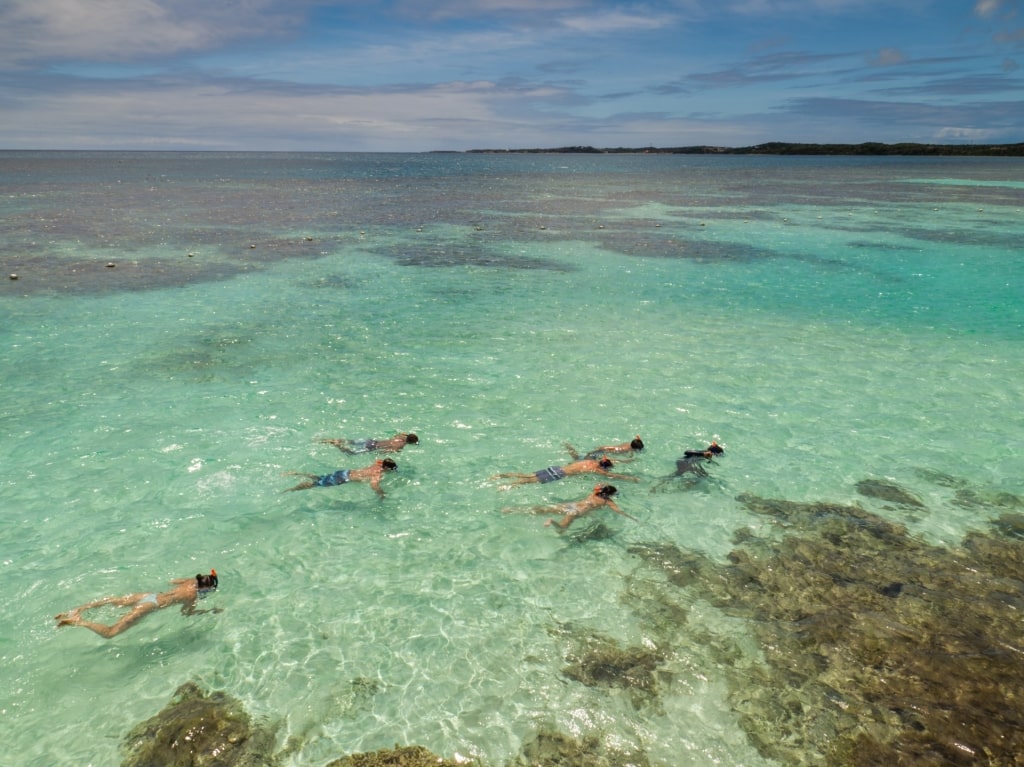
[854,478,925,508]
[120,681,279,767]
[628,494,1024,766]
[509,728,650,767]
[325,744,469,767]
[550,622,668,710]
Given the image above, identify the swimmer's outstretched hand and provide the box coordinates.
[55,611,81,628]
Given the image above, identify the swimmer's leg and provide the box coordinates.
[55,593,145,620]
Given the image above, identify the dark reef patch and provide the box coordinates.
[550,622,668,710]
[509,728,650,767]
[120,681,279,767]
[628,494,1024,766]
[854,478,925,508]
[325,744,468,767]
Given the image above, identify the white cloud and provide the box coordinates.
[974,0,1004,18]
[936,125,1000,140]
[560,9,677,34]
[0,0,307,65]
[868,47,907,66]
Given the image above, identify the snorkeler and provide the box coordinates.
[319,432,418,454]
[283,458,398,497]
[651,442,725,490]
[491,456,639,486]
[535,484,637,531]
[55,570,219,639]
[674,442,724,477]
[564,435,644,461]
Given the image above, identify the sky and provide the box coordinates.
[1,0,1022,152]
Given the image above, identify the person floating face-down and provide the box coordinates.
[674,442,724,478]
[55,570,220,639]
[283,458,398,497]
[563,435,644,461]
[536,484,636,532]
[318,432,418,455]
[490,456,639,487]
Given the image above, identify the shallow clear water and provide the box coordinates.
[1,151,1022,766]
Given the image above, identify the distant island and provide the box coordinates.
[464,141,1024,156]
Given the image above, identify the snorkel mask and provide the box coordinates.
[197,568,218,597]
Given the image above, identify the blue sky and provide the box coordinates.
[1,0,1021,151]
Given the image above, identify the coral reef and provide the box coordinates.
[325,744,468,767]
[508,728,650,767]
[550,622,668,710]
[120,681,279,767]
[628,493,1024,766]
[854,478,924,507]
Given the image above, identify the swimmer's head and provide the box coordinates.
[708,442,724,454]
[630,436,644,451]
[405,433,419,445]
[381,458,398,471]
[596,484,618,498]
[196,569,218,592]
[598,457,613,469]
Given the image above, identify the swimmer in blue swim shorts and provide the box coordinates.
[491,456,639,487]
[55,570,220,639]
[319,432,418,454]
[283,458,398,497]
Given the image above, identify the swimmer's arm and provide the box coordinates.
[563,442,582,460]
[370,476,385,497]
[601,470,641,482]
[607,502,638,522]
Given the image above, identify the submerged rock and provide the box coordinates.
[509,728,650,767]
[121,681,278,767]
[854,478,925,507]
[325,744,468,767]
[550,622,667,710]
[628,494,1024,766]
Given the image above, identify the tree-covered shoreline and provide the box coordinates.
[465,141,1024,156]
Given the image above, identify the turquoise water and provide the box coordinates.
[1,152,1022,766]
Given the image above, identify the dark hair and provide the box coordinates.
[196,571,218,590]
[630,437,644,450]
[596,484,617,498]
[598,457,613,469]
[405,433,419,444]
[707,442,724,454]
[382,458,398,471]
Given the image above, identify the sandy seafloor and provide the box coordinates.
[0,151,1022,766]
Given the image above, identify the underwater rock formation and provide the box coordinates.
[120,681,278,767]
[550,622,668,710]
[628,494,1024,766]
[509,728,650,767]
[325,744,468,767]
[854,478,925,507]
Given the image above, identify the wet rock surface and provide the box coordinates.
[120,681,279,767]
[509,728,650,767]
[628,493,1024,766]
[854,478,924,507]
[325,744,467,767]
[551,622,668,710]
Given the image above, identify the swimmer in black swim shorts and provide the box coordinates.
[564,435,644,461]
[319,432,418,454]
